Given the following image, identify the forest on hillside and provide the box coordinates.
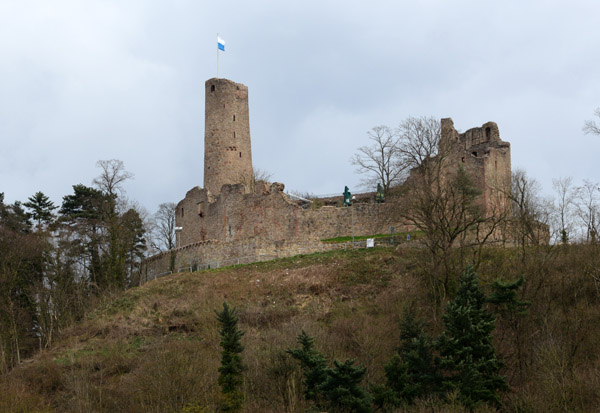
[0,244,598,412]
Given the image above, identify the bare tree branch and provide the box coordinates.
[552,177,575,244]
[351,126,405,193]
[151,202,177,252]
[396,116,441,169]
[583,108,600,136]
[253,168,273,184]
[92,159,134,199]
[574,180,600,243]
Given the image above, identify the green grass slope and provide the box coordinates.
[1,245,599,412]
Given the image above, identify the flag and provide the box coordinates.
[217,36,225,51]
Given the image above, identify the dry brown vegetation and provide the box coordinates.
[1,244,599,412]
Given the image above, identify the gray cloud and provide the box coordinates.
[1,0,599,212]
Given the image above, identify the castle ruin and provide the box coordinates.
[440,117,512,215]
[143,78,513,279]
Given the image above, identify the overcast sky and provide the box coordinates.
[1,0,599,214]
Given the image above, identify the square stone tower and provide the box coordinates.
[204,78,254,195]
[441,118,511,216]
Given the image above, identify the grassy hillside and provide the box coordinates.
[1,245,599,412]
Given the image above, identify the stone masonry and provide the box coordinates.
[176,181,396,247]
[440,118,512,216]
[142,78,515,279]
[204,78,253,196]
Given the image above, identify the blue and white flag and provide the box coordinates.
[217,36,225,51]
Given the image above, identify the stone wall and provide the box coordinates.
[141,236,368,282]
[175,181,401,247]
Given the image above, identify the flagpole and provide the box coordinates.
[216,33,219,78]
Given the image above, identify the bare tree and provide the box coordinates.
[583,108,600,136]
[399,162,491,299]
[93,159,134,203]
[396,116,442,170]
[253,168,273,184]
[574,180,599,243]
[393,117,510,301]
[510,169,551,247]
[92,159,136,289]
[152,202,177,252]
[391,116,516,302]
[552,177,576,244]
[351,126,404,193]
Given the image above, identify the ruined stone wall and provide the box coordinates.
[175,181,400,247]
[204,78,253,196]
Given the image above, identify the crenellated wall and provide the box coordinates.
[175,181,400,248]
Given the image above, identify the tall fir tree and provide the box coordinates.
[319,359,372,413]
[384,307,440,405]
[437,266,508,408]
[216,302,245,412]
[23,191,57,230]
[287,330,372,412]
[60,184,106,287]
[488,276,529,315]
[286,330,329,402]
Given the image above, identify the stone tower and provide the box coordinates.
[204,78,253,195]
[441,118,511,216]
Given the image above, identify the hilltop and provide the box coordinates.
[1,245,599,412]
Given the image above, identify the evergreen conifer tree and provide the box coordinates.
[287,330,372,412]
[384,307,439,405]
[437,266,508,408]
[216,302,245,412]
[488,276,529,315]
[286,330,328,402]
[319,359,372,413]
[23,191,57,229]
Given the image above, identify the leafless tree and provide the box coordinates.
[93,159,134,201]
[393,117,508,301]
[583,108,600,136]
[151,202,177,252]
[552,177,576,244]
[253,168,273,184]
[351,126,404,193]
[399,162,493,299]
[92,160,139,288]
[396,116,442,170]
[510,169,551,247]
[574,180,599,243]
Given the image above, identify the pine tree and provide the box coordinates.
[23,191,57,230]
[215,302,245,412]
[287,330,372,412]
[319,359,372,413]
[384,307,440,405]
[1,200,32,233]
[286,330,329,402]
[488,276,529,315]
[437,265,508,408]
